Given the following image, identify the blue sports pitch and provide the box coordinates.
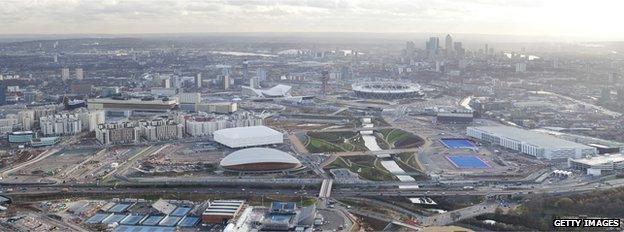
[446,155,490,169]
[440,138,476,149]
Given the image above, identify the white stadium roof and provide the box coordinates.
[220,147,301,167]
[213,126,284,148]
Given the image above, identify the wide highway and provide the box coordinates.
[3,179,620,202]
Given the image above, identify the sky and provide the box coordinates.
[1,0,624,40]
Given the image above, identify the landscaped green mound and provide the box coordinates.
[302,129,424,153]
[376,128,424,149]
[304,131,368,153]
[324,156,395,181]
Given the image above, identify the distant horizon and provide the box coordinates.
[2,0,624,41]
[0,31,620,44]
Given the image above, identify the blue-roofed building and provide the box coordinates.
[263,202,298,231]
[170,206,191,216]
[107,203,132,213]
[120,214,146,225]
[84,199,200,229]
[270,202,296,214]
[30,136,61,147]
[102,214,128,224]
[114,225,176,232]
[0,195,11,205]
[8,131,34,143]
[262,202,317,231]
[158,215,182,227]
[177,216,200,227]
[85,213,111,224]
[142,215,165,226]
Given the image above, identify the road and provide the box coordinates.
[287,133,309,154]
[1,148,61,178]
[4,177,620,201]
[531,90,622,117]
[421,201,501,226]
[347,208,420,231]
[61,149,107,178]
[103,145,167,181]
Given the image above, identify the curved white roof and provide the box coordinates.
[242,84,292,98]
[220,148,301,166]
[262,84,292,97]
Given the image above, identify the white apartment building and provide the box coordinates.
[96,122,140,145]
[183,112,263,137]
[39,109,105,136]
[139,119,184,141]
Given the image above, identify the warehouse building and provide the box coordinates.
[467,126,597,160]
[569,154,624,176]
[87,98,177,115]
[213,126,283,148]
[435,112,474,124]
[8,131,34,143]
[201,200,245,224]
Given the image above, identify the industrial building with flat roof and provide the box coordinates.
[467,126,597,160]
[435,112,474,124]
[569,153,624,176]
[7,131,34,143]
[213,126,283,148]
[201,200,245,224]
[87,98,177,113]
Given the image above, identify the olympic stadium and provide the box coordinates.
[351,82,423,100]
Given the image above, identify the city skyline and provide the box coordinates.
[2,1,624,231]
[2,0,624,40]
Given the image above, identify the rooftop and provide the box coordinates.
[213,126,282,139]
[220,148,300,167]
[88,98,177,105]
[469,126,593,149]
[571,154,624,166]
[203,200,244,216]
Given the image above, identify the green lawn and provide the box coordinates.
[376,128,424,149]
[325,156,395,181]
[305,131,368,153]
[307,138,347,153]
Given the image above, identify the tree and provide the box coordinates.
[554,197,574,209]
[494,207,504,215]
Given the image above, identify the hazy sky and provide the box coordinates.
[1,0,623,39]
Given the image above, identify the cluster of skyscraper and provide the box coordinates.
[423,34,465,59]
